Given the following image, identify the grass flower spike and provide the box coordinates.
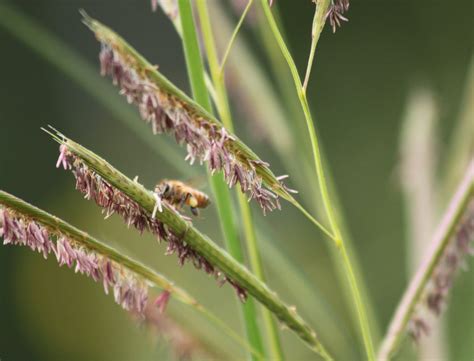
[378,160,474,360]
[83,13,296,215]
[409,199,474,341]
[1,207,149,313]
[55,140,248,300]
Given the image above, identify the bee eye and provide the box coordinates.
[163,184,171,195]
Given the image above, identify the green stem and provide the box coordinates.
[0,190,261,358]
[289,198,337,242]
[378,162,474,360]
[259,1,376,360]
[196,2,285,359]
[253,1,382,346]
[219,0,255,74]
[303,3,325,92]
[238,193,286,361]
[177,1,265,359]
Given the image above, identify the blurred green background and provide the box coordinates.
[0,0,472,360]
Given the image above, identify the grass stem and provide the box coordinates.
[259,1,376,359]
[177,1,265,359]
[219,0,255,75]
[196,2,285,359]
[303,1,329,92]
[251,1,382,345]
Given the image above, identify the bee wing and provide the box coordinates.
[183,176,209,191]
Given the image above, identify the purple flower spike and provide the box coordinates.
[97,43,294,215]
[409,200,474,342]
[55,145,248,301]
[0,207,150,315]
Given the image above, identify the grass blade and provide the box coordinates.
[258,1,376,359]
[177,0,265,359]
[195,2,285,359]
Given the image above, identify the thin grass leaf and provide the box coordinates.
[212,5,294,153]
[208,3,381,352]
[245,1,382,347]
[378,160,474,360]
[303,0,331,92]
[176,1,265,359]
[45,128,331,357]
[218,0,255,74]
[195,2,284,359]
[259,1,376,359]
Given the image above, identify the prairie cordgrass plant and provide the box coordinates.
[0,1,472,360]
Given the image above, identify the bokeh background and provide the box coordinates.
[0,0,472,360]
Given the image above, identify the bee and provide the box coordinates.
[155,179,210,216]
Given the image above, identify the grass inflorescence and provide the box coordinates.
[378,161,474,360]
[0,190,198,314]
[54,137,248,301]
[83,12,297,215]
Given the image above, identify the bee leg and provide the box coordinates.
[152,192,163,218]
[191,207,199,216]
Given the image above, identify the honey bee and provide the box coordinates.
[155,179,210,216]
